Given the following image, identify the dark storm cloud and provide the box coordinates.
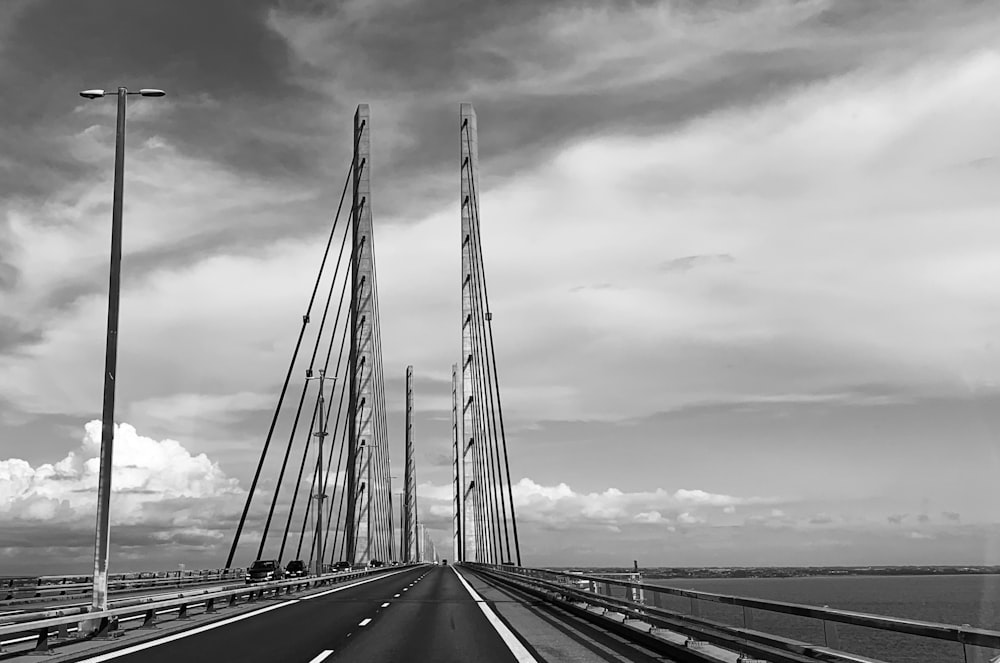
[0,0,311,202]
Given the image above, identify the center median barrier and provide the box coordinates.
[1,571,246,607]
[0,565,416,656]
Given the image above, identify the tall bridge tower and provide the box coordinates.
[460,103,480,562]
[348,104,376,565]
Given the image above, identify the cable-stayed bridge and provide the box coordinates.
[2,105,1000,663]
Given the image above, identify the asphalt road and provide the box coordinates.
[71,566,524,663]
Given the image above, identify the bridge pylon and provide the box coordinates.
[460,103,480,562]
[348,103,378,566]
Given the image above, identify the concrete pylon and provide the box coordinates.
[451,363,461,563]
[403,366,417,562]
[460,103,479,562]
[348,103,376,565]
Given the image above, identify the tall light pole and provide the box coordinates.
[306,370,334,576]
[79,86,165,618]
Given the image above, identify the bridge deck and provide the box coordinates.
[11,566,675,662]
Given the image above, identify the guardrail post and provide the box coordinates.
[93,616,120,640]
[690,597,702,618]
[206,597,216,613]
[140,608,158,629]
[32,626,51,653]
[742,606,754,630]
[178,603,190,620]
[822,617,840,648]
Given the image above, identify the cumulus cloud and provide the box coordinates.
[416,477,782,531]
[0,420,241,525]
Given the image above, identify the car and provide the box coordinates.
[369,559,385,568]
[285,560,307,578]
[245,560,284,584]
[333,561,352,573]
[441,559,448,566]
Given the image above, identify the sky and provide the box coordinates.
[2,0,1000,574]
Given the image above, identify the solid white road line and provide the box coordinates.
[74,569,415,662]
[358,618,372,627]
[75,601,295,662]
[308,650,334,663]
[452,568,538,663]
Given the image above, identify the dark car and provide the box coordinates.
[245,560,284,584]
[333,561,352,573]
[285,560,306,578]
[369,559,385,568]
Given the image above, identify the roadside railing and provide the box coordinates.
[0,565,413,656]
[1,569,246,603]
[470,563,1000,663]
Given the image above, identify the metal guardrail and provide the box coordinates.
[473,564,1000,663]
[1,569,246,602]
[0,565,415,655]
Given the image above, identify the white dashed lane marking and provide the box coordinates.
[381,602,390,608]
[359,618,372,627]
[308,651,334,663]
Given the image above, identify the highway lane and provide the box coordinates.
[325,565,530,662]
[67,566,531,663]
[69,566,427,663]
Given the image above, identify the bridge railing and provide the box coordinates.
[1,568,247,604]
[0,565,415,656]
[472,563,1000,663]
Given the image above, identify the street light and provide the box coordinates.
[79,86,165,620]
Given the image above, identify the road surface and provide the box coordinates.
[70,565,531,662]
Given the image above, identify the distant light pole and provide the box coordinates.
[79,87,165,618]
[306,370,335,576]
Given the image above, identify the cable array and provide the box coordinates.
[226,105,395,571]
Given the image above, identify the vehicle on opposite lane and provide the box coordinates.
[284,560,307,578]
[245,560,284,584]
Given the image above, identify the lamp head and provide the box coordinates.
[79,89,106,99]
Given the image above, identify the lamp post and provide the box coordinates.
[79,86,165,618]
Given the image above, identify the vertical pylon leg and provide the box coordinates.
[452,363,462,562]
[460,103,479,562]
[349,103,376,565]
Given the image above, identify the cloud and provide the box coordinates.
[0,420,241,526]
[659,254,735,273]
[416,477,781,531]
[888,514,907,525]
[943,511,961,522]
[634,511,665,524]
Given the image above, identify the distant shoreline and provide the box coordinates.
[556,566,1000,579]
